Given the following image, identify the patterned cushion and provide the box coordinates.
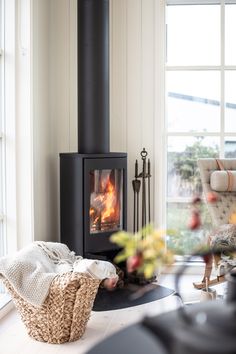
[198,159,236,226]
[210,224,236,274]
[210,170,236,192]
[210,224,236,249]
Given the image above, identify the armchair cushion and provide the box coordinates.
[210,170,236,192]
[210,224,236,274]
[210,224,236,249]
[198,159,236,226]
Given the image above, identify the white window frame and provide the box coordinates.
[0,0,34,315]
[0,0,6,260]
[155,1,236,263]
[165,0,236,178]
[4,0,17,255]
[154,0,166,229]
[0,0,17,312]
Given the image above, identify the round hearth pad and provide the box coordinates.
[92,284,175,311]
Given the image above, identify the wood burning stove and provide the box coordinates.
[60,153,127,258]
[60,0,127,259]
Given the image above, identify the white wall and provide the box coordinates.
[30,0,164,242]
[49,0,78,240]
[31,0,53,242]
[111,0,166,230]
[110,0,156,231]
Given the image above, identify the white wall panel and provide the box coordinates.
[141,0,155,225]
[110,0,156,231]
[31,0,77,242]
[69,0,78,152]
[48,0,77,241]
[32,0,52,242]
[49,0,70,242]
[110,0,127,153]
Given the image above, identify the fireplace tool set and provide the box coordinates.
[132,148,151,233]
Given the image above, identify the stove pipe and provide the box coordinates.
[78,0,109,154]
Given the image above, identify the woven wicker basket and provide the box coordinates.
[2,272,101,344]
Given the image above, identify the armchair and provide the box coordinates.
[193,158,236,289]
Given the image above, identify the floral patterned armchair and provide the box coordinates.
[193,158,236,289]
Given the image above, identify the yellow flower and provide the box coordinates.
[110,225,173,279]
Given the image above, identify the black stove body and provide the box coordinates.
[60,152,127,258]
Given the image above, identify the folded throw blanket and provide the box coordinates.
[0,241,117,307]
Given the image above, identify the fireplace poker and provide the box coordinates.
[132,160,141,233]
[132,180,141,233]
[141,148,148,232]
[148,158,151,224]
[135,160,141,232]
[136,181,140,232]
[135,159,138,180]
[132,180,136,234]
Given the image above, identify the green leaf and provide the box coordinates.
[110,232,130,246]
[114,253,128,263]
[114,247,135,263]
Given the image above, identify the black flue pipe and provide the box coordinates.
[78,0,109,154]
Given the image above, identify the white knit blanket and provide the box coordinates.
[0,242,117,307]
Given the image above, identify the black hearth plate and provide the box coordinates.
[92,284,175,311]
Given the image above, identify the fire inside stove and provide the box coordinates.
[89,169,123,233]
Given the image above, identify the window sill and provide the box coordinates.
[0,294,14,320]
[163,261,205,275]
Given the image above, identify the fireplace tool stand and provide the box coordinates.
[130,148,155,285]
[132,148,151,234]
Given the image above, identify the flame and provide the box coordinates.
[90,208,95,216]
[101,178,117,222]
[90,174,120,231]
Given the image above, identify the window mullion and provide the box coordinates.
[166,65,221,71]
[167,132,223,136]
[220,0,225,157]
[166,65,236,71]
[0,0,5,296]
[166,0,236,5]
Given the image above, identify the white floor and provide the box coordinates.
[0,274,226,354]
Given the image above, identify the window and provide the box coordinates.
[0,0,6,295]
[165,1,236,254]
[0,0,17,302]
